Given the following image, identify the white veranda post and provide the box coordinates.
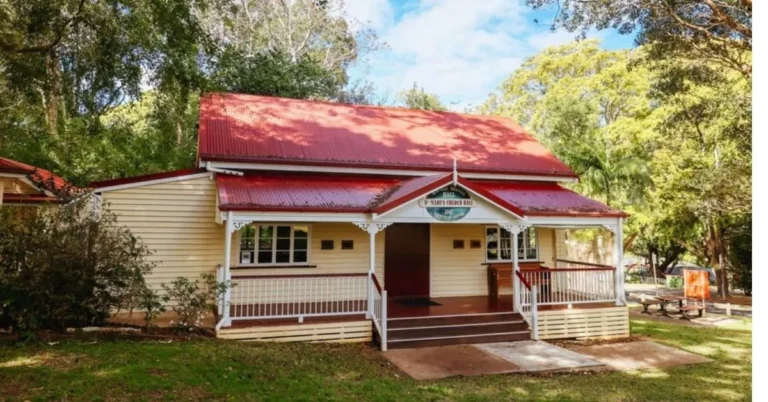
[613,218,625,305]
[221,211,234,327]
[501,223,525,312]
[353,223,391,318]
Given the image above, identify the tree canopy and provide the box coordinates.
[480,39,751,295]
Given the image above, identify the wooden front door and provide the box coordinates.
[384,223,430,298]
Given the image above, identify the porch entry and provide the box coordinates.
[384,223,430,298]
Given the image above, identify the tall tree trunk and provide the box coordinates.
[43,52,60,137]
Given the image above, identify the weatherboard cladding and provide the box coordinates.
[216,173,624,217]
[198,93,577,177]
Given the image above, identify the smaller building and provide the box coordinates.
[0,157,69,216]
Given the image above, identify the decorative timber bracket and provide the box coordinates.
[601,224,618,234]
[499,222,531,234]
[353,222,392,234]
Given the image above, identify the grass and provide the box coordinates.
[0,318,751,401]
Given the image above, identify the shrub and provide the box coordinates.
[0,196,156,333]
[161,273,228,330]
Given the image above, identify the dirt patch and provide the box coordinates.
[384,345,521,380]
[568,341,712,371]
[549,336,647,348]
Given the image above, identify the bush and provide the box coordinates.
[161,273,228,330]
[0,197,156,333]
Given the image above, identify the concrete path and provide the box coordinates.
[568,341,712,371]
[475,341,604,373]
[384,340,712,380]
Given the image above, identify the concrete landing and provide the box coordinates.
[476,341,605,373]
[384,344,521,380]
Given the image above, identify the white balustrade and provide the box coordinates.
[228,274,368,321]
[520,268,616,306]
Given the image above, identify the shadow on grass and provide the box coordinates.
[0,318,752,402]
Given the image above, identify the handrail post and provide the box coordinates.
[381,290,388,351]
[531,285,539,340]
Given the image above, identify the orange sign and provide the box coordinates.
[684,270,710,299]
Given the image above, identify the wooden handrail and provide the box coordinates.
[556,259,614,269]
[371,273,383,293]
[515,270,532,290]
[231,273,368,279]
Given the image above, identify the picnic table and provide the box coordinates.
[656,296,686,317]
[638,295,685,316]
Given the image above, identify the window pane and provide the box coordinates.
[276,238,291,250]
[276,226,291,237]
[294,238,308,250]
[518,233,525,258]
[293,225,309,238]
[259,225,274,239]
[293,251,307,263]
[258,237,273,251]
[500,238,511,260]
[257,251,272,263]
[275,251,290,263]
[500,228,511,239]
[487,248,498,260]
[526,229,537,259]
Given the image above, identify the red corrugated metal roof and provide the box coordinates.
[217,174,403,212]
[0,156,68,191]
[198,93,577,178]
[472,181,628,217]
[216,173,627,217]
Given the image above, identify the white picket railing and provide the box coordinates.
[228,273,368,321]
[520,268,616,306]
[370,273,388,351]
[516,271,539,340]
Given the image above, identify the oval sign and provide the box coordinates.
[419,185,475,222]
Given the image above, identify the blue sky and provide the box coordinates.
[343,0,636,110]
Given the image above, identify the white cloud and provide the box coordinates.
[343,0,395,31]
[347,1,618,109]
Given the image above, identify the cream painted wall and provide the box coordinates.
[1,177,40,196]
[430,225,556,297]
[230,222,384,279]
[102,176,225,292]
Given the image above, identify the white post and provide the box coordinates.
[512,229,521,312]
[367,229,376,319]
[381,290,388,351]
[531,285,539,340]
[222,211,234,327]
[613,217,625,306]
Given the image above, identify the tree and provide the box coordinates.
[0,196,157,333]
[479,41,655,210]
[526,0,752,78]
[397,83,446,111]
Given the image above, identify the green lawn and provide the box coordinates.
[0,318,751,402]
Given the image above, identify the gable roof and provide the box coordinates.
[0,156,69,191]
[198,93,577,178]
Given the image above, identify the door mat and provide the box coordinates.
[395,297,442,307]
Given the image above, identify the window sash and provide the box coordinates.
[238,224,310,266]
[485,226,538,262]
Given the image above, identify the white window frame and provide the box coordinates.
[484,225,539,263]
[237,223,312,267]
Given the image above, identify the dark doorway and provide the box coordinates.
[385,223,430,298]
